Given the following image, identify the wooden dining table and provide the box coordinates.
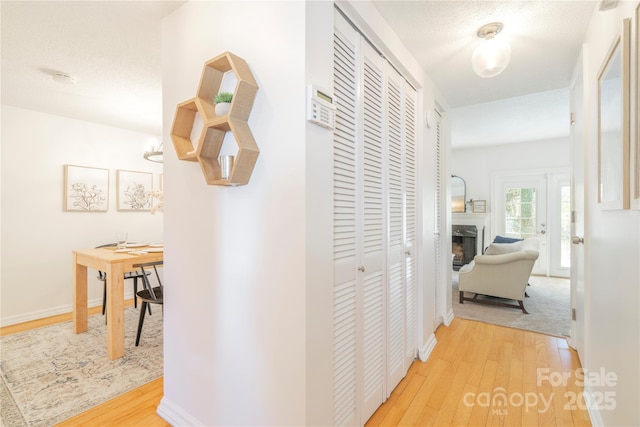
[72,245,163,360]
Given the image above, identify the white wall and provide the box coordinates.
[451,137,570,213]
[0,105,163,326]
[581,2,640,426]
[159,2,307,425]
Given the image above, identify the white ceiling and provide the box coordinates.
[371,0,597,148]
[2,1,597,148]
[371,0,596,107]
[1,1,184,137]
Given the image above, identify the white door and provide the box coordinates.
[402,81,418,371]
[358,40,386,422]
[493,174,548,275]
[549,173,571,278]
[385,69,418,391]
[385,66,405,392]
[569,52,586,358]
[332,17,359,427]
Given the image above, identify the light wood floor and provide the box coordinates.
[2,312,589,426]
[366,318,591,427]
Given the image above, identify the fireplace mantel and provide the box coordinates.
[452,213,491,255]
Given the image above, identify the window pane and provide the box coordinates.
[504,186,537,239]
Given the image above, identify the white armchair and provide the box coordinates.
[458,237,540,313]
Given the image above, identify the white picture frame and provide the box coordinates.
[116,170,153,211]
[597,19,631,210]
[472,200,487,213]
[631,5,640,210]
[64,165,109,212]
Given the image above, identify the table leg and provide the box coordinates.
[106,263,125,360]
[73,254,88,333]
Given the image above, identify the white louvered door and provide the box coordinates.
[359,40,386,422]
[385,65,405,390]
[386,72,418,390]
[403,83,418,368]
[434,110,443,324]
[333,9,417,426]
[332,16,359,427]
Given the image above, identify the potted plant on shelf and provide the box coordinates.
[214,92,233,116]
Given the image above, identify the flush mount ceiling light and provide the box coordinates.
[471,22,511,78]
[52,72,78,84]
[144,141,163,163]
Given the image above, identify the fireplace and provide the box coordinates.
[452,225,477,271]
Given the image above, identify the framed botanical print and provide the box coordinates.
[64,165,109,212]
[116,170,153,211]
[597,19,631,210]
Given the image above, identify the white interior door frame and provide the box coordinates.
[568,49,586,360]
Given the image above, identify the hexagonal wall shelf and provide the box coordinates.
[195,51,258,123]
[170,52,259,186]
[170,99,200,162]
[196,119,259,186]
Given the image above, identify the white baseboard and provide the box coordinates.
[443,308,455,326]
[157,396,204,426]
[0,294,134,327]
[582,384,603,427]
[418,332,438,362]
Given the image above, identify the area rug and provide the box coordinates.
[0,307,163,427]
[452,273,571,337]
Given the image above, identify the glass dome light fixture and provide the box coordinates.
[471,22,511,78]
[143,141,163,163]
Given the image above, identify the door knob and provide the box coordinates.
[540,230,546,234]
[358,266,365,272]
[405,251,411,256]
[571,236,584,244]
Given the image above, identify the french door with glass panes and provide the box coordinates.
[333,10,417,426]
[493,171,571,277]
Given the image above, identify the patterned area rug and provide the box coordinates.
[1,307,163,427]
[452,273,571,337]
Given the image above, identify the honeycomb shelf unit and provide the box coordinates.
[170,51,259,186]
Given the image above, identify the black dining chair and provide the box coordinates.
[95,243,151,321]
[133,261,164,346]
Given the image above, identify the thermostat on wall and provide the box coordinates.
[307,85,336,130]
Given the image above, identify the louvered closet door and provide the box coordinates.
[333,9,418,426]
[332,16,359,427]
[403,83,418,367]
[359,39,386,423]
[386,73,418,389]
[385,66,405,390]
[434,110,443,323]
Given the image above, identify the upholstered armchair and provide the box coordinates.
[458,237,540,313]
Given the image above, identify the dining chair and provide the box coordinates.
[95,243,151,321]
[133,261,164,346]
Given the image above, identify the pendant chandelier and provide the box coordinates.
[144,141,163,163]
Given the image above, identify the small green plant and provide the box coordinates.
[214,92,233,104]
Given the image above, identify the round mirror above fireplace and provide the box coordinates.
[451,175,466,213]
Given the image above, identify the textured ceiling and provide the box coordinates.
[1,1,184,136]
[371,0,596,107]
[2,1,597,147]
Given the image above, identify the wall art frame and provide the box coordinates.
[631,4,640,210]
[472,199,487,213]
[64,165,109,212]
[597,18,631,210]
[116,169,153,211]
